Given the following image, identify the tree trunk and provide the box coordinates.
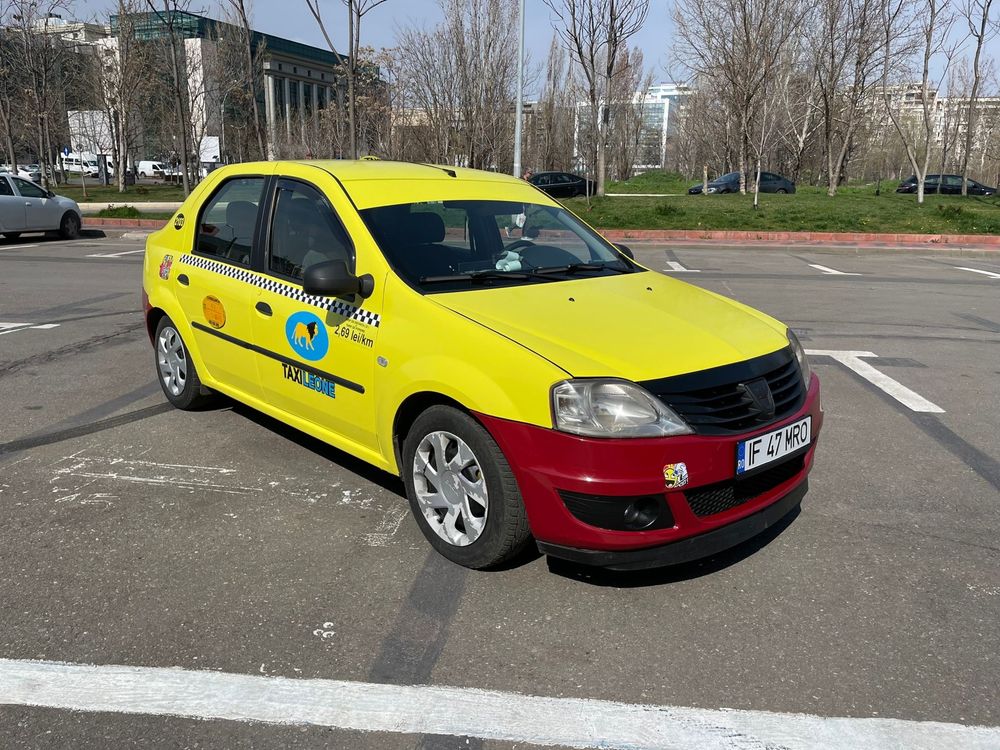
[347,1,357,159]
[167,27,190,195]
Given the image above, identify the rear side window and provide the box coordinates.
[196,177,266,266]
[267,179,354,280]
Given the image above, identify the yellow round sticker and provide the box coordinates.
[202,296,226,329]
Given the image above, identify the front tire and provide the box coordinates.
[59,212,80,239]
[154,316,215,410]
[402,405,531,569]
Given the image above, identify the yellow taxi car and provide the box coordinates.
[142,160,822,570]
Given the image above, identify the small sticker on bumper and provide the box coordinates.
[663,462,689,488]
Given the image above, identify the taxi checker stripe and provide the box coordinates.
[180,255,381,328]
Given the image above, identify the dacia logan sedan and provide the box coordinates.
[142,161,822,570]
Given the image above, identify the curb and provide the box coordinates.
[81,218,1000,254]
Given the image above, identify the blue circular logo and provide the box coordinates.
[285,311,329,361]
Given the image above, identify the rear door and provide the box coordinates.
[0,176,26,232]
[174,173,271,400]
[250,170,384,454]
[942,175,962,194]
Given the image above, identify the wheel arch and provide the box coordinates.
[392,391,471,473]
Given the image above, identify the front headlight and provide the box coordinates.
[551,379,693,438]
[787,329,812,386]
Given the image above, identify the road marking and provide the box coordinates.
[808,263,860,276]
[954,266,1000,279]
[0,659,996,749]
[85,249,145,258]
[0,322,60,336]
[664,261,701,273]
[806,350,944,413]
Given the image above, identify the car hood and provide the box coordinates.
[431,270,789,381]
[52,195,80,211]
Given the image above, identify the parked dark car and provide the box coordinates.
[896,174,996,196]
[528,171,597,198]
[688,171,796,195]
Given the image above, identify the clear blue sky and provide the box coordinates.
[73,0,675,85]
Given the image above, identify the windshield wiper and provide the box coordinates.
[419,269,558,284]
[532,261,630,275]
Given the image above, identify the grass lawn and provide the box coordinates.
[565,185,1000,235]
[607,171,692,194]
[55,182,187,203]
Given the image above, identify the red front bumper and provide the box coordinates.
[477,375,822,568]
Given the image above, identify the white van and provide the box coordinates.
[137,161,167,179]
[61,154,99,178]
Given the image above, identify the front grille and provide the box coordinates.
[685,455,805,517]
[641,347,805,436]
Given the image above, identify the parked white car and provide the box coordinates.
[0,165,36,181]
[0,174,81,240]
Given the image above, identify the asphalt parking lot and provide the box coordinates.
[0,234,997,748]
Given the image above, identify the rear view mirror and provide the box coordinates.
[615,243,634,260]
[303,260,375,299]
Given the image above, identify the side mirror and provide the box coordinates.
[615,243,634,260]
[303,260,375,299]
[46,189,56,199]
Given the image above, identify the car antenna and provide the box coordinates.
[418,163,457,178]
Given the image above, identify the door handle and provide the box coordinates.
[177,274,189,286]
[255,301,272,316]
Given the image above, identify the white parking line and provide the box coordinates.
[0,659,996,750]
[0,322,60,336]
[806,350,944,413]
[808,263,860,276]
[664,261,701,273]
[954,266,1000,279]
[85,249,146,258]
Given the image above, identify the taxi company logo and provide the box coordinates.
[281,363,336,399]
[663,462,689,488]
[159,255,173,280]
[285,311,329,361]
[202,296,226,329]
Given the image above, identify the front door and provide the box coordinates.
[251,173,384,454]
[12,177,56,229]
[0,177,26,231]
[174,174,269,401]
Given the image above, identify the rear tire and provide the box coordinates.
[154,316,215,410]
[776,188,788,194]
[402,405,531,569]
[3,232,21,240]
[59,212,80,239]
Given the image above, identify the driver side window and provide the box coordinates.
[267,179,354,281]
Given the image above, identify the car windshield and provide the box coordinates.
[360,200,636,293]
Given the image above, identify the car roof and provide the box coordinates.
[208,160,545,210]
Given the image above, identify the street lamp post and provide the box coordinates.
[512,0,525,178]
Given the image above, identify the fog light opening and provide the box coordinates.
[622,498,661,530]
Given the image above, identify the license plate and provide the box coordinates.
[737,416,811,474]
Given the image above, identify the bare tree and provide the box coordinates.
[220,0,267,160]
[143,0,193,195]
[529,36,578,171]
[673,0,808,193]
[812,0,886,194]
[0,0,19,169]
[8,0,72,187]
[545,0,649,196]
[880,0,959,203]
[957,0,997,194]
[305,0,390,159]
